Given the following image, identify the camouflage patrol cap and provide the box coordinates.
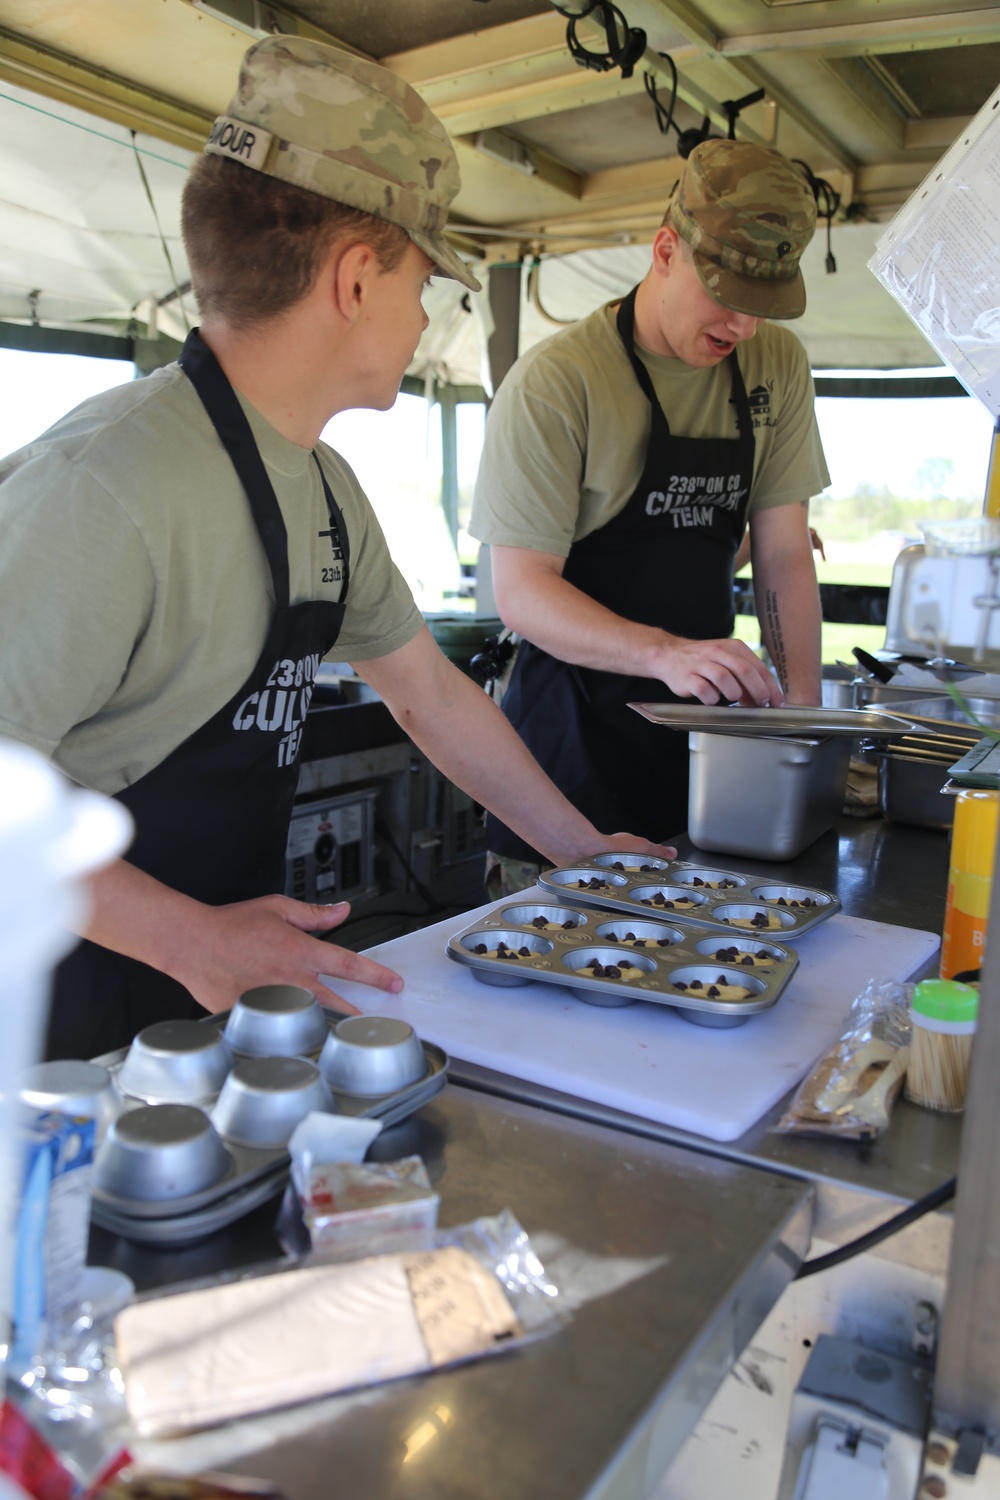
[664,139,816,318]
[204,35,481,292]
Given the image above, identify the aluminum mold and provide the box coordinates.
[446,899,800,1026]
[90,1018,447,1238]
[538,859,839,938]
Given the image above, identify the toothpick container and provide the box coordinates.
[906,978,979,1113]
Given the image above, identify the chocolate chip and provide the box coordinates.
[657,938,671,947]
[707,985,720,998]
[592,962,605,976]
[606,932,619,942]
[518,946,531,957]
[474,943,488,954]
[605,965,622,978]
[531,916,547,928]
[692,876,705,886]
[562,919,577,929]
[674,980,687,991]
[611,861,624,870]
[741,955,754,966]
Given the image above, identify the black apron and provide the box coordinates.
[487,287,755,863]
[46,331,350,1059]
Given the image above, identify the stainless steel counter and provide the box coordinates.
[95,1087,811,1500]
[451,815,959,1244]
[85,813,951,1496]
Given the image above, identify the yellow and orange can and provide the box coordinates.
[940,788,1000,979]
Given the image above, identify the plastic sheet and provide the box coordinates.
[869,83,1000,421]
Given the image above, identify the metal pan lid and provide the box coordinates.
[627,703,935,739]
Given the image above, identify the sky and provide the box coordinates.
[0,347,994,513]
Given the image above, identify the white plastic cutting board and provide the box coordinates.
[324,891,940,1143]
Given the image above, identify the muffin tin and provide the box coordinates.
[90,1007,447,1245]
[446,898,800,1026]
[538,855,839,938]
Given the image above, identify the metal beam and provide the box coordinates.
[716,8,1000,60]
[0,27,211,151]
[384,12,702,138]
[0,318,182,371]
[487,262,522,397]
[626,2,860,169]
[905,115,974,151]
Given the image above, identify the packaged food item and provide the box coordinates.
[905,978,978,1112]
[300,1156,439,1258]
[774,978,912,1141]
[940,788,999,979]
[114,1211,556,1438]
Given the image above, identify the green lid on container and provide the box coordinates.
[912,978,979,1024]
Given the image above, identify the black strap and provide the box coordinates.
[179,329,291,608]
[615,286,755,449]
[313,454,351,596]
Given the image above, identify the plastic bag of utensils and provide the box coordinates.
[774,978,913,1141]
[112,1210,564,1437]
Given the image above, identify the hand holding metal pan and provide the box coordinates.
[627,703,936,738]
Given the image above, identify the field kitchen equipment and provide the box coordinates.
[629,704,933,860]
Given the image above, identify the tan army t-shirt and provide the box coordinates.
[0,364,423,794]
[471,302,830,556]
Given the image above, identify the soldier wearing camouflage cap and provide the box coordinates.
[471,136,831,896]
[0,35,667,1059]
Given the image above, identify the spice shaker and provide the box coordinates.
[940,787,999,980]
[905,978,978,1113]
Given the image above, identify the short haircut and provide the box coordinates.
[181,155,411,329]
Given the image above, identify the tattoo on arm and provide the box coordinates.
[764,589,788,694]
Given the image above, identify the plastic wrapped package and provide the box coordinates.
[296,1156,439,1260]
[775,978,913,1140]
[114,1211,563,1438]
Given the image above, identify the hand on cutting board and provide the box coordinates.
[174,895,403,1017]
[81,861,403,1017]
[594,832,679,861]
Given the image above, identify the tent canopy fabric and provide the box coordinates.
[0,79,941,386]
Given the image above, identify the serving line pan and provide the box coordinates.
[446,897,800,1026]
[627,703,937,739]
[537,857,840,940]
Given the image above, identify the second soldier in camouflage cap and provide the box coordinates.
[204,34,481,293]
[665,139,816,319]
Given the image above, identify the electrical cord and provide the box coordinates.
[792,157,841,273]
[554,0,647,79]
[643,54,678,137]
[794,1175,956,1280]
